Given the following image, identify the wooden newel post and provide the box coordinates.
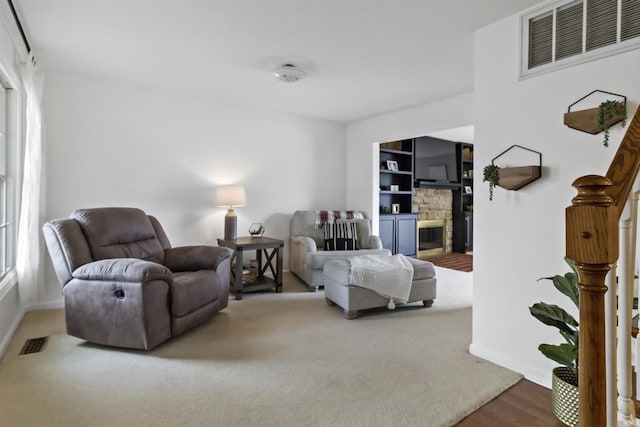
[566,175,619,427]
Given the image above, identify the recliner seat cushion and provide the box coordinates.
[171,271,222,317]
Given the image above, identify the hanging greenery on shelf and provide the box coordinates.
[483,164,500,201]
[597,100,627,147]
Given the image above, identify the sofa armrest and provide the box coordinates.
[369,235,383,250]
[72,258,172,283]
[291,235,318,252]
[163,246,232,272]
[290,236,317,276]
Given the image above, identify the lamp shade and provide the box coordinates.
[216,185,247,208]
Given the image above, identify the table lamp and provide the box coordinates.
[216,185,246,240]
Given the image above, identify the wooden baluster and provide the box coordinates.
[617,200,636,424]
[567,175,619,427]
[605,264,618,427]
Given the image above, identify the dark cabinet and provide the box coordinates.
[379,214,417,257]
[453,143,473,253]
[457,143,474,213]
[465,212,473,251]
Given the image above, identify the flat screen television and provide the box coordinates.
[414,137,458,184]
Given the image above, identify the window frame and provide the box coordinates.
[520,0,640,79]
[0,69,20,296]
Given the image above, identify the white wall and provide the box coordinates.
[346,92,474,230]
[471,14,640,386]
[41,71,347,303]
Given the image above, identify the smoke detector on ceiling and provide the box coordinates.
[271,64,306,83]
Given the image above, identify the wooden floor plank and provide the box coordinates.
[455,379,565,426]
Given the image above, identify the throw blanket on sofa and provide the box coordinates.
[349,254,413,307]
[314,210,365,229]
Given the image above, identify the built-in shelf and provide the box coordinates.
[380,139,414,216]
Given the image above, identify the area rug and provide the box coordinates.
[423,252,473,272]
[0,269,518,427]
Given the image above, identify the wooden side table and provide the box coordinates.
[217,236,284,300]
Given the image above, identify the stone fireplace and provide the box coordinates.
[413,188,453,253]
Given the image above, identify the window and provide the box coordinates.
[522,0,640,78]
[0,83,14,280]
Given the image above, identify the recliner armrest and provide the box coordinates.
[72,258,173,283]
[163,245,232,272]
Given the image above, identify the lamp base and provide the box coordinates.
[224,209,238,240]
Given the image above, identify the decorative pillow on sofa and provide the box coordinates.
[337,218,372,249]
[324,222,358,250]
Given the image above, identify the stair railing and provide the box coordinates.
[566,106,640,427]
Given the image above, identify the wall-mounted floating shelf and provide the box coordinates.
[563,90,627,137]
[496,166,540,190]
[491,145,542,191]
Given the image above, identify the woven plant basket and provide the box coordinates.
[552,367,579,427]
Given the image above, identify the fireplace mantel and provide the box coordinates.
[417,180,461,190]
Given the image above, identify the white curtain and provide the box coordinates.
[16,53,44,305]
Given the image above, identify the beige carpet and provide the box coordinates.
[0,268,520,427]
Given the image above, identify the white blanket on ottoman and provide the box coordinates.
[349,254,414,307]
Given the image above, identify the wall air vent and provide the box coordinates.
[521,0,640,78]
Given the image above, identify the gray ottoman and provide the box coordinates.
[323,257,437,319]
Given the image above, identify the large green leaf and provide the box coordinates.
[538,258,579,308]
[560,329,579,346]
[539,343,578,368]
[529,302,578,335]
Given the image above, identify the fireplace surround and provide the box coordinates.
[417,219,446,257]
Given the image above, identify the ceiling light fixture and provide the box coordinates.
[271,64,306,83]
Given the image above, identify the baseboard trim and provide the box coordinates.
[27,299,64,311]
[0,305,26,359]
[0,296,63,360]
[469,342,552,389]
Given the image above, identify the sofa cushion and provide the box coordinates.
[324,222,358,250]
[337,219,372,249]
[291,210,326,249]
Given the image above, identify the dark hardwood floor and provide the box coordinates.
[456,379,565,426]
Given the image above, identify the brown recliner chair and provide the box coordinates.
[42,207,232,350]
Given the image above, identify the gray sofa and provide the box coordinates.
[42,207,232,350]
[289,210,390,290]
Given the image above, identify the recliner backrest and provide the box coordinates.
[43,207,171,287]
[72,207,166,263]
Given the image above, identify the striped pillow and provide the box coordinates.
[324,222,358,251]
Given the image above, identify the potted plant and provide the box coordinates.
[598,100,627,147]
[529,258,579,427]
[482,164,500,201]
